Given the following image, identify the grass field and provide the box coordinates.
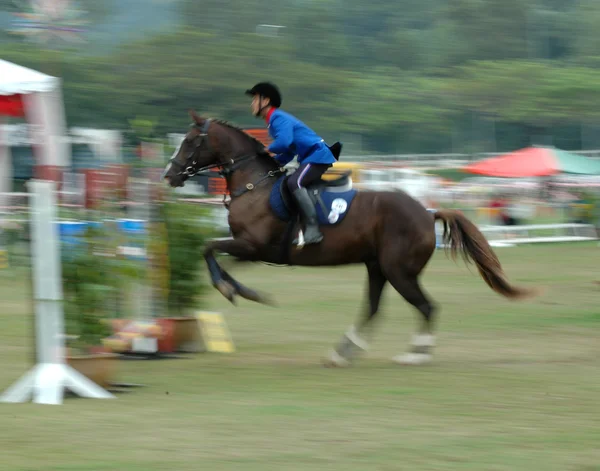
[0,243,599,471]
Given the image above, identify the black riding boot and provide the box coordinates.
[292,188,323,245]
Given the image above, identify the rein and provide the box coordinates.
[215,156,284,209]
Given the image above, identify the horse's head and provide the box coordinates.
[162,110,219,188]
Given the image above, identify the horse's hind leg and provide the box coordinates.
[324,260,387,367]
[384,270,437,365]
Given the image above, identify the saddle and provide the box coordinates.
[277,140,347,210]
[273,170,353,261]
[279,171,352,213]
[268,140,356,260]
[269,137,357,265]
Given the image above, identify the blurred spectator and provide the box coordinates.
[489,193,518,226]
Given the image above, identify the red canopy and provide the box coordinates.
[463,147,557,177]
[463,146,600,177]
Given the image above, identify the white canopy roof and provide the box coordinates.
[0,59,59,96]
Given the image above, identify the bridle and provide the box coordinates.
[164,118,284,206]
[164,119,215,180]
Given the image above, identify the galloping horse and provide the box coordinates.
[163,110,540,366]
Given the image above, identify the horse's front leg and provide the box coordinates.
[204,238,272,305]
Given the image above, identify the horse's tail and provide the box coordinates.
[433,209,541,300]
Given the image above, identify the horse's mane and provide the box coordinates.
[213,119,278,168]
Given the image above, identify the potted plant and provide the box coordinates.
[61,221,124,387]
[152,199,215,352]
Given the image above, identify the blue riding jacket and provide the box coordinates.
[266,109,336,167]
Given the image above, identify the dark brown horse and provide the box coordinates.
[163,110,540,366]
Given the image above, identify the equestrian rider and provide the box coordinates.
[245,82,336,245]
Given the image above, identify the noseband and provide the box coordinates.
[166,119,213,180]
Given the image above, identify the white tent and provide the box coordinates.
[0,59,58,95]
[0,59,70,205]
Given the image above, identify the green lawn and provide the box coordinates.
[0,243,599,471]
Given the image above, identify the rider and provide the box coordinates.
[245,82,336,245]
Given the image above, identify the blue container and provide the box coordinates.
[116,218,147,260]
[57,221,87,247]
[116,219,147,234]
[57,221,88,237]
[56,221,90,261]
[55,219,150,260]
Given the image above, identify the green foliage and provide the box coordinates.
[128,117,158,141]
[61,225,114,351]
[61,221,147,350]
[4,0,600,153]
[0,221,26,268]
[160,201,215,316]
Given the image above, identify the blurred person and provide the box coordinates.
[245,82,336,245]
[490,192,522,227]
[489,192,508,225]
[571,190,593,224]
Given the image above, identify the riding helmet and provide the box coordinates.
[245,82,282,107]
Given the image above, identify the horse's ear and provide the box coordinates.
[188,109,204,125]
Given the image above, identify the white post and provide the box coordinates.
[0,119,12,210]
[0,180,114,405]
[23,86,71,167]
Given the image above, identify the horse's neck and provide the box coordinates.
[218,125,277,193]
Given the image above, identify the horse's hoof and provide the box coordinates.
[260,294,277,307]
[392,353,433,366]
[239,287,266,303]
[215,280,236,304]
[322,349,351,368]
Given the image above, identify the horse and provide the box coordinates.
[162,110,541,367]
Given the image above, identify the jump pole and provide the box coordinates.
[0,180,114,405]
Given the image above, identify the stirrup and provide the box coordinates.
[294,226,323,248]
[303,225,324,244]
[293,229,305,248]
[305,234,323,244]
